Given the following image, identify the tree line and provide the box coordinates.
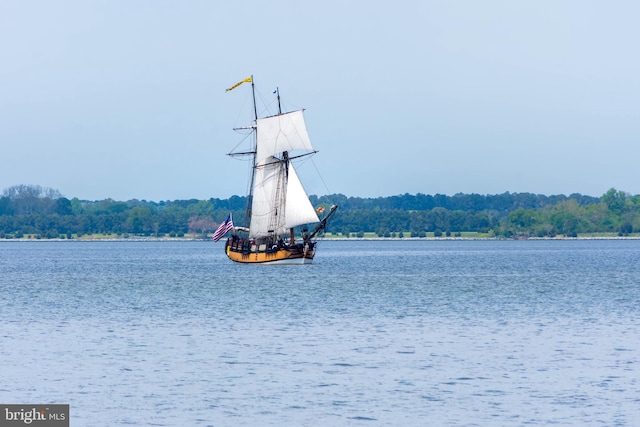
[0,184,638,239]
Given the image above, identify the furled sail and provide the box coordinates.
[256,110,314,164]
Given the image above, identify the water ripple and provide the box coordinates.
[1,240,639,425]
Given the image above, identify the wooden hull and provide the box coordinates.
[225,241,315,264]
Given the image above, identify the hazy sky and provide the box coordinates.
[2,1,639,201]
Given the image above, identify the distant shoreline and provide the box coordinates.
[2,236,639,242]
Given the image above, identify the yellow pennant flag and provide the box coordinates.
[226,76,252,92]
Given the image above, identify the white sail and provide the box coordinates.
[249,157,285,238]
[224,79,338,264]
[256,110,314,164]
[285,163,320,229]
[248,157,319,238]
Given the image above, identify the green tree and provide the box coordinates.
[186,200,215,216]
[127,206,153,235]
[549,200,585,236]
[602,188,626,215]
[70,198,84,215]
[55,198,73,215]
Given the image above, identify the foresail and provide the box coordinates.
[256,110,314,164]
[285,163,320,229]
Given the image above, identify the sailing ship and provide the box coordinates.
[220,76,337,264]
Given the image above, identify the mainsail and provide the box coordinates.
[249,156,285,238]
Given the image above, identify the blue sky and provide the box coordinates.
[1,1,638,201]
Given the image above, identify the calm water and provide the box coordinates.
[1,239,639,426]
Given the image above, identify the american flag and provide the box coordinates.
[213,214,234,241]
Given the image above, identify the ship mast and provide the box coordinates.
[276,87,282,114]
[245,75,258,227]
[275,87,296,244]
